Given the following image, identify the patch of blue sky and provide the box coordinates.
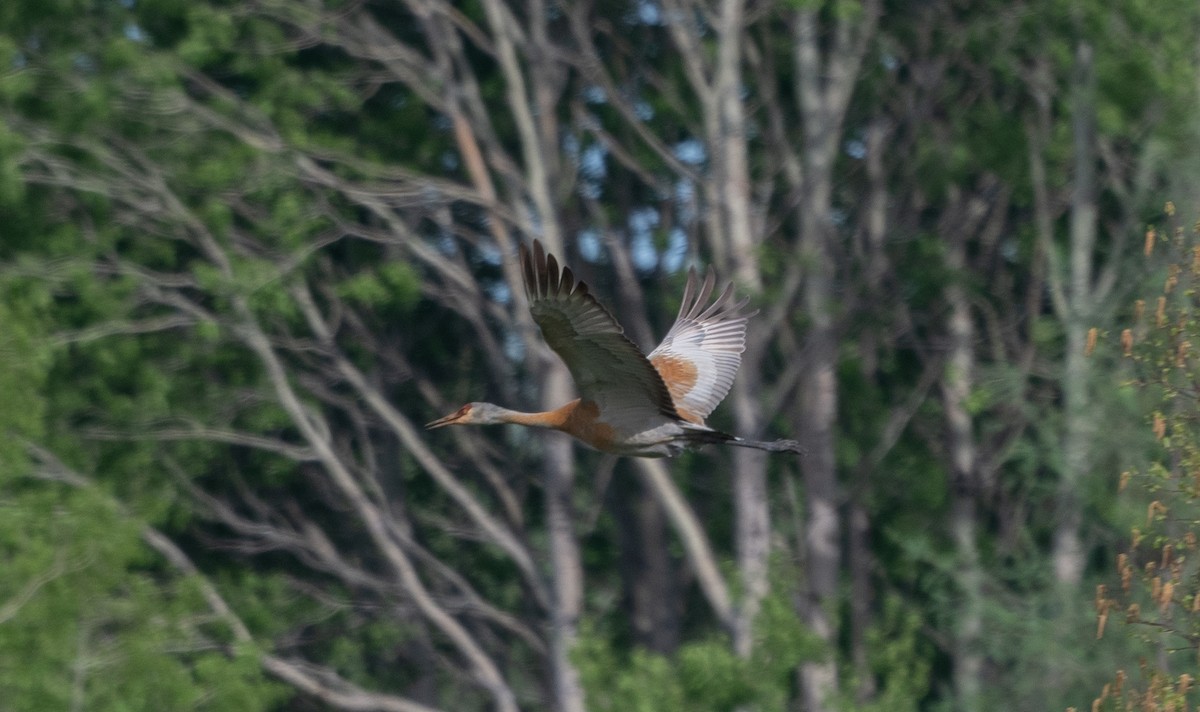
[562,132,580,160]
[674,179,696,224]
[662,228,688,273]
[503,330,524,363]
[578,229,603,262]
[435,233,458,256]
[524,199,543,238]
[631,232,658,271]
[629,207,661,271]
[636,0,663,25]
[581,144,607,180]
[478,242,502,266]
[629,206,660,235]
[674,139,706,166]
[582,85,607,104]
[485,279,511,305]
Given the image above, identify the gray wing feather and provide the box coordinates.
[520,240,678,427]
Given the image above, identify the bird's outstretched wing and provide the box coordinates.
[648,267,755,424]
[520,240,678,428]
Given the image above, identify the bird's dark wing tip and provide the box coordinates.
[560,265,575,295]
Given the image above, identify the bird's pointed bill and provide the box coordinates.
[425,412,462,429]
[426,403,473,429]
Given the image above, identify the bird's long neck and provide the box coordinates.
[491,401,577,429]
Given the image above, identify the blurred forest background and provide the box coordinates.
[3,0,1200,710]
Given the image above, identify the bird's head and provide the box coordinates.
[425,402,510,429]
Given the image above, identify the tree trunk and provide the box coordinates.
[847,499,874,702]
[615,470,681,654]
[542,366,586,712]
[789,4,878,705]
[730,377,770,657]
[794,57,841,710]
[942,272,983,712]
[1053,41,1098,587]
[635,459,735,629]
[795,253,840,711]
[710,0,772,658]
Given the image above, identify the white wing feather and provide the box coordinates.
[648,267,755,423]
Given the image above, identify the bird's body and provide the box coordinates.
[426,241,801,457]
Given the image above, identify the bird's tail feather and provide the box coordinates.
[727,437,805,455]
[683,428,804,455]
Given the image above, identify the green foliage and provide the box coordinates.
[834,597,930,712]
[337,261,422,313]
[0,483,288,711]
[0,297,49,465]
[0,225,288,712]
[1093,213,1200,710]
[575,593,822,712]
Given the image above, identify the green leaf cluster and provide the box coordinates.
[575,593,821,712]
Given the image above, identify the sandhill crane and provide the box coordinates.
[426,240,802,457]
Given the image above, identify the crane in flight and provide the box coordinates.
[426,240,802,457]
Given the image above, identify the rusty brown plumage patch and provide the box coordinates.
[652,352,700,410]
[555,399,619,451]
